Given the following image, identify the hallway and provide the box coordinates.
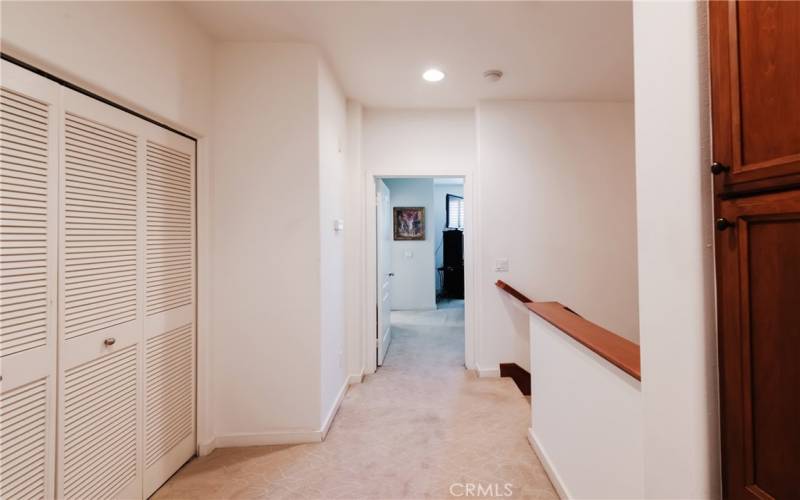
[154,305,556,499]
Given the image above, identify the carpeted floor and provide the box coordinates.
[153,303,556,499]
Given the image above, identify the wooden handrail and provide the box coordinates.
[495,280,534,303]
[495,279,641,380]
[526,301,641,381]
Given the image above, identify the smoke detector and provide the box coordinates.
[483,69,503,82]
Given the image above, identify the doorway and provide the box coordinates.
[372,176,468,369]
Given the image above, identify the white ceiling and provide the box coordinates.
[182,1,634,108]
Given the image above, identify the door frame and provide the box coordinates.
[363,171,477,374]
[375,179,392,366]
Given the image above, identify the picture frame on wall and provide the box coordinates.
[393,207,425,240]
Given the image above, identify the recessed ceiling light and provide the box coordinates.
[422,68,445,83]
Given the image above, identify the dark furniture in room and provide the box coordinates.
[441,229,464,299]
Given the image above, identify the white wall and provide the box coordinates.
[211,42,323,438]
[0,1,352,449]
[0,0,217,452]
[357,109,476,371]
[362,109,477,176]
[633,2,720,497]
[529,313,644,499]
[317,59,349,424]
[0,1,212,133]
[3,8,720,486]
[434,183,464,293]
[344,102,365,379]
[477,101,639,372]
[383,179,436,310]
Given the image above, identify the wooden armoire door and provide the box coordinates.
[716,191,800,500]
[710,1,800,194]
[710,2,800,499]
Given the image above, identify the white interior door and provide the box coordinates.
[376,179,392,365]
[56,86,196,499]
[0,59,59,500]
[141,124,195,499]
[1,58,195,500]
[57,87,146,500]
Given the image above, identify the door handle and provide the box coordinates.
[388,273,395,277]
[710,162,730,175]
[715,218,735,231]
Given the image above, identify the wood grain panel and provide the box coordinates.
[710,1,800,193]
[495,280,534,304]
[716,190,800,499]
[737,2,800,166]
[747,218,800,498]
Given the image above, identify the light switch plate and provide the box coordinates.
[333,219,344,232]
[494,258,509,272]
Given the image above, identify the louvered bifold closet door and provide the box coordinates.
[0,60,59,500]
[57,88,148,500]
[141,126,195,498]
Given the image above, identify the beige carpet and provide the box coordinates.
[153,303,557,499]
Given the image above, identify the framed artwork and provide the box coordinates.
[393,207,425,240]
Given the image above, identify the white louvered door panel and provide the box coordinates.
[62,110,139,343]
[57,88,148,500]
[2,58,196,500]
[62,345,138,499]
[141,128,195,498]
[0,60,58,500]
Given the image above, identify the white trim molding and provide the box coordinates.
[214,430,323,448]
[363,171,478,376]
[212,381,349,449]
[321,381,349,440]
[197,437,217,457]
[476,364,500,378]
[347,370,365,385]
[528,428,568,499]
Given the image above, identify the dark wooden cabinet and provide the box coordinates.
[711,2,800,498]
[710,1,800,195]
[716,191,800,500]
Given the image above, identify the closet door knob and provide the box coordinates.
[710,162,730,175]
[715,218,734,231]
[103,337,116,346]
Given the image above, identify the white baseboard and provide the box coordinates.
[347,370,364,385]
[528,428,570,500]
[477,364,500,378]
[215,429,322,448]
[321,381,348,440]
[206,381,350,450]
[198,437,216,456]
